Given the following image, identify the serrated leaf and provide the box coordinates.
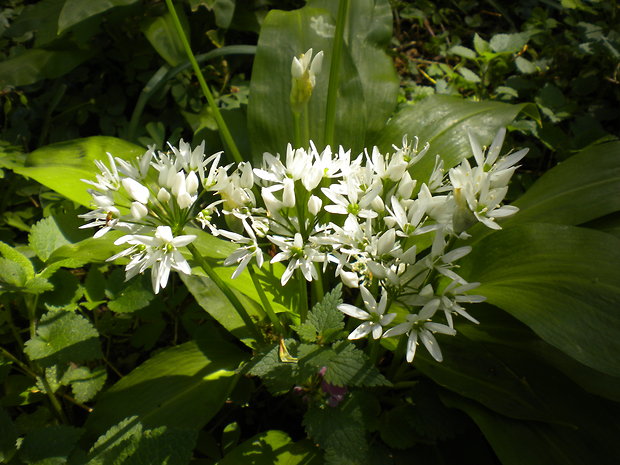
[42,269,83,311]
[0,241,34,280]
[24,310,102,368]
[107,277,154,314]
[218,430,322,465]
[296,284,344,343]
[29,216,72,263]
[0,257,30,290]
[62,366,107,403]
[322,341,389,388]
[86,417,197,465]
[304,393,368,465]
[19,425,83,465]
[247,341,299,395]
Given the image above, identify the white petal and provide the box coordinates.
[420,329,443,362]
[337,303,370,320]
[406,331,419,363]
[348,321,374,340]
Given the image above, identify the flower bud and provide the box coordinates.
[307,195,322,216]
[290,49,324,114]
[122,178,150,204]
[186,171,199,195]
[282,178,296,208]
[171,171,186,197]
[130,201,148,220]
[157,187,171,203]
[177,191,194,209]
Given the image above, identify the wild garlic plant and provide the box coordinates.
[81,125,527,363]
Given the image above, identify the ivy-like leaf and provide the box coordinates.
[24,310,102,368]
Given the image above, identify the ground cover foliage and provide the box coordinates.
[0,0,619,464]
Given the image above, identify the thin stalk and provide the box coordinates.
[293,112,302,149]
[323,0,349,147]
[5,304,24,350]
[0,347,37,378]
[164,0,243,163]
[40,374,68,424]
[248,265,284,335]
[311,263,324,307]
[387,336,407,379]
[301,106,310,148]
[186,242,264,343]
[297,270,309,323]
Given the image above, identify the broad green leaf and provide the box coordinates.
[18,425,83,465]
[16,137,144,207]
[84,326,247,438]
[248,0,397,157]
[459,223,620,377]
[473,33,491,54]
[106,274,154,314]
[442,393,618,465]
[0,408,17,463]
[29,216,72,262]
[141,6,189,67]
[58,0,138,33]
[458,66,481,83]
[309,0,399,143]
[414,332,553,422]
[515,56,537,74]
[49,231,125,265]
[0,257,31,290]
[0,49,93,87]
[24,310,102,368]
[319,341,389,388]
[181,273,264,348]
[5,0,64,47]
[295,283,343,343]
[511,141,620,225]
[373,95,538,183]
[247,340,299,395]
[217,430,321,465]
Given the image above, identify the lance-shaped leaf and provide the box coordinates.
[373,95,539,183]
[15,137,144,207]
[84,326,247,439]
[458,223,620,377]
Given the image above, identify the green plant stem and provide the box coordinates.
[297,270,309,324]
[293,111,302,149]
[324,0,349,147]
[248,265,284,335]
[5,304,24,350]
[311,263,324,307]
[387,336,407,378]
[164,0,243,163]
[186,242,264,343]
[0,347,37,378]
[301,107,310,148]
[25,294,38,339]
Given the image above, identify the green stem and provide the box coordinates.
[311,263,324,308]
[298,270,309,323]
[0,347,37,378]
[164,0,243,164]
[186,242,264,343]
[293,111,302,149]
[248,265,284,335]
[301,106,310,148]
[40,374,68,424]
[324,0,349,147]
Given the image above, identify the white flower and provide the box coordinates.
[110,226,196,294]
[122,178,150,204]
[290,49,324,112]
[269,233,324,285]
[383,302,456,362]
[338,286,396,340]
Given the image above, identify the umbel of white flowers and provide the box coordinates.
[80,128,527,363]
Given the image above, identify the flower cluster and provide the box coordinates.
[82,129,526,362]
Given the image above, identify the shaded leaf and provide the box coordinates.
[459,223,620,377]
[29,216,72,263]
[62,366,107,403]
[24,310,102,368]
[19,425,83,465]
[217,430,321,465]
[58,0,138,33]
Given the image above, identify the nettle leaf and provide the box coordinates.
[321,341,389,388]
[18,425,83,465]
[296,341,389,388]
[295,284,344,343]
[247,340,299,395]
[62,366,107,403]
[106,272,154,314]
[489,32,530,54]
[0,241,34,290]
[218,430,321,465]
[304,392,369,465]
[24,310,102,368]
[86,417,197,465]
[29,216,72,263]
